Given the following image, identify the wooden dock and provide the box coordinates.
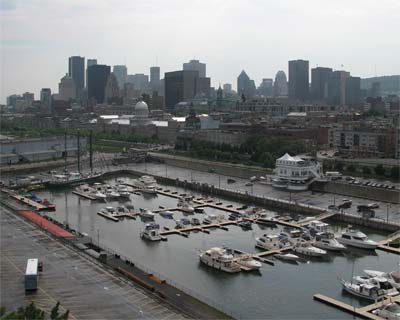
[96,211,119,222]
[313,293,399,320]
[160,220,238,236]
[10,194,48,211]
[378,230,400,246]
[72,190,96,200]
[297,211,336,226]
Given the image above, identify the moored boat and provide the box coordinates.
[198,247,241,273]
[337,226,378,249]
[341,279,386,301]
[140,223,163,241]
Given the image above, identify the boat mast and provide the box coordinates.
[89,130,93,174]
[64,130,67,171]
[77,129,80,173]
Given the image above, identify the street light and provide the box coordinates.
[97,228,100,247]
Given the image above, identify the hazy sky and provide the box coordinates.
[1,0,399,103]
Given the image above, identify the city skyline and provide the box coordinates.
[1,0,400,102]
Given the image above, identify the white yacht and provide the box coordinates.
[272,153,322,191]
[198,247,241,273]
[175,218,191,229]
[140,223,163,241]
[140,185,158,195]
[341,279,386,301]
[160,210,174,218]
[256,234,287,250]
[293,241,327,257]
[337,227,378,249]
[307,220,330,235]
[104,185,121,199]
[372,301,400,319]
[363,270,400,290]
[139,208,155,219]
[138,175,157,185]
[99,206,117,216]
[353,276,398,296]
[116,184,131,198]
[235,255,262,270]
[314,232,346,251]
[178,199,195,213]
[274,253,300,261]
[75,184,107,200]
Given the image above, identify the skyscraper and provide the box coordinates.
[311,67,332,100]
[273,71,288,97]
[183,59,206,78]
[87,64,111,103]
[164,70,198,111]
[150,66,160,85]
[258,78,274,97]
[113,65,127,88]
[40,88,52,111]
[127,74,150,93]
[68,56,85,99]
[104,73,120,103]
[345,76,361,108]
[58,74,76,101]
[237,70,256,98]
[288,59,309,100]
[328,70,350,106]
[223,83,232,93]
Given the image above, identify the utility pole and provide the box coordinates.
[97,228,100,247]
[218,175,221,189]
[387,204,390,222]
[64,131,67,171]
[89,130,93,174]
[77,130,81,173]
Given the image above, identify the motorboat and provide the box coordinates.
[227,178,236,184]
[293,241,327,257]
[274,253,300,261]
[238,221,252,229]
[116,184,131,198]
[138,175,157,185]
[235,255,262,270]
[258,216,278,226]
[341,279,386,301]
[99,206,117,216]
[198,247,241,273]
[337,226,378,249]
[353,276,398,296]
[139,208,155,219]
[41,198,56,211]
[314,232,346,251]
[47,171,102,187]
[176,218,191,229]
[372,301,400,319]
[140,185,158,195]
[256,234,289,250]
[194,207,205,213]
[115,205,133,214]
[140,223,163,241]
[160,210,174,218]
[191,218,201,225]
[363,270,400,290]
[228,212,243,221]
[178,200,195,214]
[104,185,121,199]
[306,220,330,236]
[203,214,218,224]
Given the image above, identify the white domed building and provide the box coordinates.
[130,99,152,126]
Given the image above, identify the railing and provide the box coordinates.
[96,242,236,318]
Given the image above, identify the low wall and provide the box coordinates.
[311,181,400,204]
[148,153,270,179]
[333,213,399,233]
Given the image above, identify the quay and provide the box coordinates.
[1,188,48,211]
[313,293,400,320]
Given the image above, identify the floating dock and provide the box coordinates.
[313,293,400,320]
[10,194,48,211]
[72,190,96,200]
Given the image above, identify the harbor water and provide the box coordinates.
[35,175,399,319]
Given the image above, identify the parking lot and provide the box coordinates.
[0,207,188,319]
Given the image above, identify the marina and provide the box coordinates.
[1,171,399,319]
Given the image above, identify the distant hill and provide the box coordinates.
[361,75,400,95]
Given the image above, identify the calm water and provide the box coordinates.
[35,176,398,319]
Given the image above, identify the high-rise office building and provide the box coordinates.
[237,70,256,98]
[196,77,211,97]
[258,78,274,97]
[150,66,160,85]
[223,83,232,93]
[127,74,150,93]
[311,67,332,101]
[40,88,52,110]
[87,64,111,103]
[68,56,85,99]
[183,59,206,78]
[58,74,76,101]
[164,70,198,111]
[273,71,288,97]
[104,73,120,103]
[345,76,361,108]
[113,65,127,88]
[328,70,350,106]
[86,59,97,89]
[288,59,309,100]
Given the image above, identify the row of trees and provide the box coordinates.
[327,161,399,181]
[175,136,307,168]
[1,302,69,320]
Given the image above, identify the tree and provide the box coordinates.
[362,166,371,175]
[50,302,69,320]
[334,161,344,171]
[1,302,69,320]
[374,164,385,176]
[346,164,356,172]
[390,166,399,181]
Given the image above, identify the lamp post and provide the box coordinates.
[97,228,100,247]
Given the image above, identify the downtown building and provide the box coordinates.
[288,59,309,101]
[87,64,111,104]
[68,56,85,100]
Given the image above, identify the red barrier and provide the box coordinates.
[18,210,75,238]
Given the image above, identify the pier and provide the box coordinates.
[72,190,96,200]
[313,293,400,320]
